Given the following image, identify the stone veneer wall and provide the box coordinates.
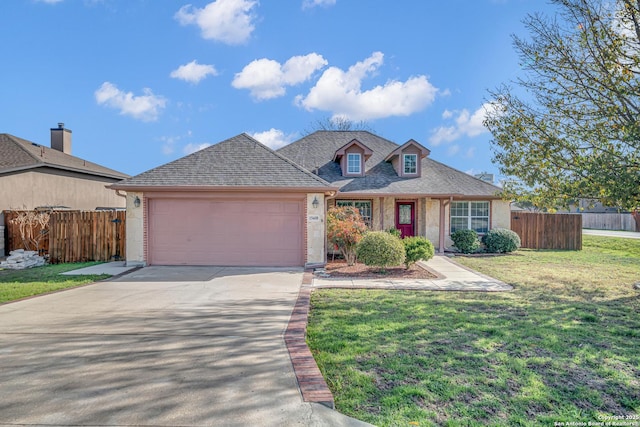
[306,193,326,266]
[125,191,145,266]
[0,211,4,257]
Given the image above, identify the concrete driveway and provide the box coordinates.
[0,266,371,427]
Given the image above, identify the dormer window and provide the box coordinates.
[333,139,372,177]
[403,154,417,175]
[384,139,430,178]
[347,153,361,174]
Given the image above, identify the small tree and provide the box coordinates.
[485,0,640,211]
[403,236,435,269]
[326,206,368,265]
[356,231,405,272]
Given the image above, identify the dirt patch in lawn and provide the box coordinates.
[323,260,438,279]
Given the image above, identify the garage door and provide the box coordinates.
[148,197,304,266]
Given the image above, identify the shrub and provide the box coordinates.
[451,229,480,254]
[482,228,521,253]
[326,206,368,265]
[386,227,401,238]
[403,236,435,269]
[356,231,405,272]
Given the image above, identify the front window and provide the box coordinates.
[450,201,489,234]
[336,200,372,227]
[346,153,361,174]
[403,154,417,174]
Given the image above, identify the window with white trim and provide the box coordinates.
[336,200,372,227]
[450,201,489,234]
[403,154,417,174]
[346,153,361,174]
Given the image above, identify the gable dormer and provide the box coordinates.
[384,139,430,178]
[332,139,373,177]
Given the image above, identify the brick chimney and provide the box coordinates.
[50,122,72,154]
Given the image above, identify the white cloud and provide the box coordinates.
[429,102,495,145]
[232,53,327,100]
[447,145,460,156]
[183,142,212,154]
[302,0,336,9]
[466,147,476,158]
[95,82,167,122]
[295,52,438,121]
[170,60,218,84]
[251,128,297,150]
[175,0,257,45]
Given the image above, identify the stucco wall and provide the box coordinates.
[425,199,440,247]
[306,193,326,266]
[0,169,125,211]
[125,192,145,266]
[492,200,512,230]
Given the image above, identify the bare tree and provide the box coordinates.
[303,116,374,135]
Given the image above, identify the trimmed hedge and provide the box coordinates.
[451,229,480,254]
[482,228,521,253]
[357,231,405,271]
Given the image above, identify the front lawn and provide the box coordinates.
[0,263,109,304]
[306,236,640,426]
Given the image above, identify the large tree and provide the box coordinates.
[485,0,640,210]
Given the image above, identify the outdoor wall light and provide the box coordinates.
[133,196,141,208]
[312,196,319,209]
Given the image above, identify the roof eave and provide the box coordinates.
[108,184,340,193]
[0,163,128,180]
[333,191,503,199]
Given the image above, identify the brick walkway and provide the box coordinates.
[284,271,335,409]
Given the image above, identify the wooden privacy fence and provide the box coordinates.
[581,213,637,232]
[4,210,126,263]
[511,212,582,250]
[4,211,49,255]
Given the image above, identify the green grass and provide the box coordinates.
[0,262,109,303]
[307,236,640,426]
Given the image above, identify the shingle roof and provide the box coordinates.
[0,133,129,180]
[277,130,502,197]
[112,133,334,189]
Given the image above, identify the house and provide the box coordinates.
[277,131,510,253]
[0,124,129,211]
[112,131,510,268]
[1,124,130,256]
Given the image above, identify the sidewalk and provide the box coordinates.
[61,261,139,276]
[583,229,640,239]
[312,255,513,291]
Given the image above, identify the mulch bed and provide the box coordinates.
[323,259,438,279]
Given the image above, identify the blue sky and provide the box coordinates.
[2,0,554,178]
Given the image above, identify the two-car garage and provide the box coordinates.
[146,195,305,267]
[112,133,334,268]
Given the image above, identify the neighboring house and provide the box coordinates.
[0,124,129,211]
[112,131,510,268]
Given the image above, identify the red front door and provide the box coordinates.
[395,202,415,238]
